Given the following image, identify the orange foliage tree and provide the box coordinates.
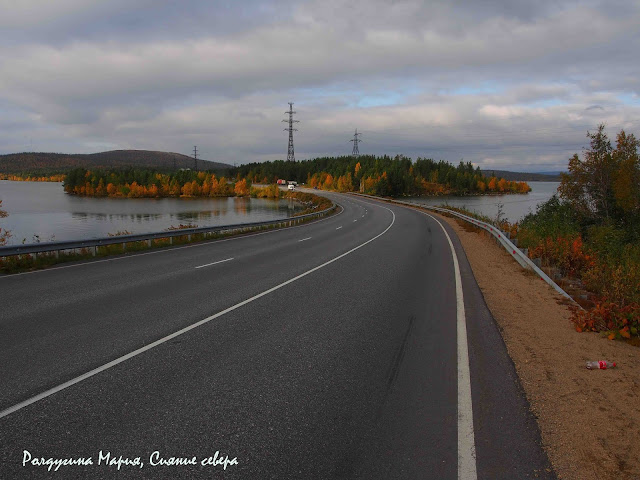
[234,178,250,196]
[324,174,334,190]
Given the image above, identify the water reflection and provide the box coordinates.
[234,197,249,215]
[72,212,164,221]
[1,180,302,244]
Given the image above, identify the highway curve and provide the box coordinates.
[0,192,555,479]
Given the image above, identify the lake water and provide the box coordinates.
[0,181,301,245]
[406,181,560,223]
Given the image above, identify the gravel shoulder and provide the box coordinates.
[438,213,640,480]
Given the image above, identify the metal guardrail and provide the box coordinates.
[0,204,336,258]
[353,193,576,303]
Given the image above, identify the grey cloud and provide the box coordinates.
[2,1,635,104]
[1,0,639,171]
[0,0,296,45]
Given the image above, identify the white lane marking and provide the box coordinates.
[361,215,365,218]
[0,205,396,419]
[419,210,477,480]
[336,226,342,230]
[0,206,344,279]
[298,237,312,242]
[353,219,357,222]
[194,257,234,269]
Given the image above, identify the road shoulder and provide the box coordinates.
[437,213,640,480]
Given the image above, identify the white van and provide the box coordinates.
[287,184,295,190]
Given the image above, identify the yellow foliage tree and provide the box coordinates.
[336,172,353,192]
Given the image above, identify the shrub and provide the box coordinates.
[571,299,640,340]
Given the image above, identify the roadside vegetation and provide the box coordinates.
[518,126,640,341]
[286,190,333,215]
[441,125,640,342]
[0,200,9,246]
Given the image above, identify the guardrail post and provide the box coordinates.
[122,242,126,251]
[188,234,191,242]
[169,237,173,245]
[147,239,151,247]
[93,246,97,257]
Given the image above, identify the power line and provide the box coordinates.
[282,102,299,162]
[350,128,362,158]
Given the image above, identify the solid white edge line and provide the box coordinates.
[419,210,477,480]
[0,205,345,280]
[336,226,342,230]
[0,204,395,420]
[194,257,234,269]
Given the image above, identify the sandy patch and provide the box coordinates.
[439,213,640,480]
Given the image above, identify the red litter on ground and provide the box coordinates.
[586,360,617,370]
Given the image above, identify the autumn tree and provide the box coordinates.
[0,200,9,245]
[559,124,618,220]
[612,130,640,217]
[324,174,334,190]
[234,178,250,196]
[336,172,354,192]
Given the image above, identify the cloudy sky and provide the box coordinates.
[1,0,639,171]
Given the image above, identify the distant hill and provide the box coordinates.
[0,150,233,175]
[479,169,562,182]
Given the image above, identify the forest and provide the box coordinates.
[60,155,530,199]
[232,155,530,196]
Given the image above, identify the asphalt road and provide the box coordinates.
[0,192,555,479]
